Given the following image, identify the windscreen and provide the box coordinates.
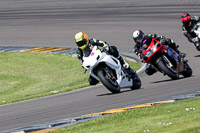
[142,38,152,51]
[83,44,92,57]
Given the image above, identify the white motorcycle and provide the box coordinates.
[191,22,200,50]
[193,22,200,38]
[82,45,141,93]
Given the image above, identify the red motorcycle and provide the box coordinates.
[141,37,192,79]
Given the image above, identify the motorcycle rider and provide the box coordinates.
[181,12,200,51]
[132,30,186,75]
[75,32,134,85]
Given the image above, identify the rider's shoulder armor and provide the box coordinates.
[191,16,200,22]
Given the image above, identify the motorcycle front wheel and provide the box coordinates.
[97,69,120,93]
[157,58,179,80]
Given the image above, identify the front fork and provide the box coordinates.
[104,67,116,81]
[154,55,176,75]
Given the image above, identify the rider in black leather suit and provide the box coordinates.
[181,12,200,51]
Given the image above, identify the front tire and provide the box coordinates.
[97,69,120,93]
[157,59,179,80]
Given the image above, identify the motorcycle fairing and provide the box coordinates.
[194,22,200,38]
[162,46,179,63]
[83,46,133,88]
[161,46,184,73]
[97,55,133,88]
[82,46,103,70]
[141,37,184,74]
[142,38,162,62]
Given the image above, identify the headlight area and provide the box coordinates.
[145,44,159,57]
[145,51,153,57]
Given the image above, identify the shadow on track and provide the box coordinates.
[151,75,194,84]
[97,88,143,96]
[194,55,200,57]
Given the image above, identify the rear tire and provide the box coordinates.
[97,69,120,93]
[157,59,179,80]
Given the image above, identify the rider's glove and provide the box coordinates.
[138,53,143,60]
[136,52,142,59]
[137,53,144,63]
[135,52,140,56]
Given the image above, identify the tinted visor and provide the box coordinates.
[76,39,87,47]
[134,33,144,44]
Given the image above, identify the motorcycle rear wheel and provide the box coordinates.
[97,69,120,93]
[157,59,179,80]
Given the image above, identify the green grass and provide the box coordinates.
[50,97,200,133]
[0,52,90,104]
[0,52,140,105]
[125,57,141,71]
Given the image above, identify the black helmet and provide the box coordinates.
[181,13,191,27]
[132,30,145,44]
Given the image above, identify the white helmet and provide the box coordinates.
[132,30,145,44]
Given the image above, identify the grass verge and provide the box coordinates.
[50,97,200,133]
[0,52,140,105]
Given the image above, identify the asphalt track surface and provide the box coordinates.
[0,0,200,131]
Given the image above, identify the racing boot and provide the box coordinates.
[145,64,157,75]
[178,51,186,58]
[174,45,186,58]
[194,41,200,51]
[88,75,99,85]
[168,40,186,58]
[118,56,129,69]
[118,56,137,81]
[118,56,136,74]
[182,58,188,64]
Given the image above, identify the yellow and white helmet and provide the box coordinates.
[75,32,89,49]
